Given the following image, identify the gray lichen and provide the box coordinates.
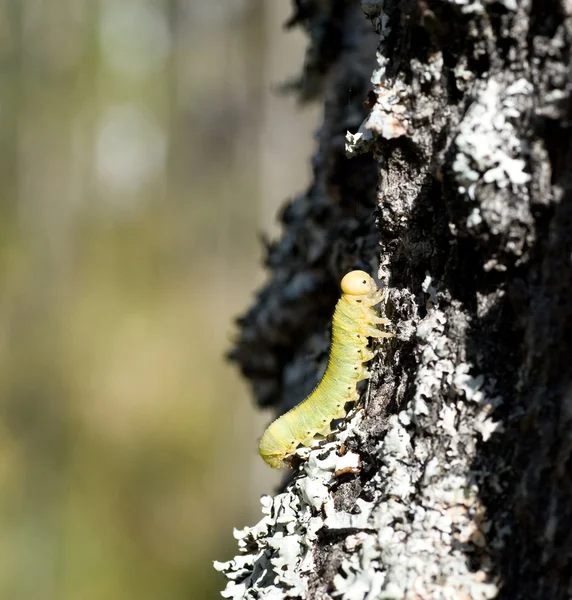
[217,283,502,599]
[452,78,532,196]
[214,415,367,599]
[346,31,408,157]
[327,293,502,600]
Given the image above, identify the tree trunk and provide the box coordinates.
[216,0,572,598]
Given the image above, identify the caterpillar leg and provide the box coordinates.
[364,289,385,307]
[370,315,391,326]
[356,366,371,382]
[361,347,375,362]
[360,322,394,338]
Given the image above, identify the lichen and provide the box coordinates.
[326,288,502,600]
[214,414,366,599]
[346,53,408,157]
[217,278,503,600]
[452,77,532,197]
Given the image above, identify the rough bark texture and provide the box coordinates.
[217,0,572,598]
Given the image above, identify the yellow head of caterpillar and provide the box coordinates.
[340,270,377,297]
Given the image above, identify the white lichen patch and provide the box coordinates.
[218,283,503,600]
[346,52,409,156]
[214,415,366,599]
[448,0,486,14]
[364,76,408,140]
[329,290,502,600]
[453,77,532,197]
[334,450,361,477]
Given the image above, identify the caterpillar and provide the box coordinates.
[259,270,393,469]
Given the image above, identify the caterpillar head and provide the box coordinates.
[340,270,377,296]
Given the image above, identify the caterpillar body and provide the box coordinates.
[259,270,393,469]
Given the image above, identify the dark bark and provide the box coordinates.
[218,0,572,598]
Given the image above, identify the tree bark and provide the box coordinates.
[216,0,572,598]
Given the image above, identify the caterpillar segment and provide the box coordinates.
[258,270,393,469]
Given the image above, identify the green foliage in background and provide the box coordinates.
[0,1,304,598]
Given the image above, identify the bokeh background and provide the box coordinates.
[0,2,318,599]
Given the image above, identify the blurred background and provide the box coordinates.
[0,1,318,598]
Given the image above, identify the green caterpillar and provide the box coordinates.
[259,270,393,468]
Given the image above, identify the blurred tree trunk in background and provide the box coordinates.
[224,0,572,598]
